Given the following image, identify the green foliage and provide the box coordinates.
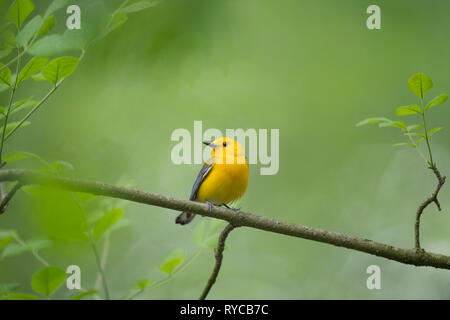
[358,73,447,167]
[0,0,159,300]
[17,56,48,84]
[7,0,35,29]
[159,249,186,274]
[0,63,11,86]
[31,266,66,297]
[41,56,79,85]
[408,73,432,99]
[93,208,124,240]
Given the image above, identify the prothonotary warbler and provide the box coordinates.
[176,137,249,225]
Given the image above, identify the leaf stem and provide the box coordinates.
[13,234,50,267]
[0,49,21,162]
[420,99,434,167]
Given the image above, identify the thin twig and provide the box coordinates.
[1,168,450,270]
[414,165,446,250]
[199,223,235,300]
[0,181,22,214]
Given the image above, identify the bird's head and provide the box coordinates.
[203,137,246,164]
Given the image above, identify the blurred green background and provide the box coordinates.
[1,0,449,299]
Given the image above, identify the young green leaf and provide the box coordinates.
[15,15,42,48]
[159,249,185,274]
[406,124,422,131]
[93,208,124,240]
[427,127,443,137]
[119,1,159,13]
[0,234,14,250]
[71,289,98,300]
[7,0,35,29]
[355,117,391,127]
[133,279,151,290]
[408,73,432,99]
[0,121,31,136]
[26,238,53,252]
[1,243,28,259]
[0,63,12,86]
[31,266,66,297]
[41,56,79,84]
[378,121,406,131]
[50,160,75,172]
[392,142,412,147]
[17,57,48,84]
[404,132,425,137]
[38,15,55,36]
[396,104,421,116]
[424,93,448,111]
[3,150,46,164]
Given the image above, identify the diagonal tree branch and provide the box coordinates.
[199,223,235,300]
[415,165,446,250]
[1,168,450,271]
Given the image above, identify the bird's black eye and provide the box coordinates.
[223,142,227,147]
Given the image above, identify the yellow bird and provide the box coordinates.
[176,137,249,225]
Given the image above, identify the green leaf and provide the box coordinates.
[0,83,9,92]
[15,14,42,47]
[133,279,151,290]
[26,238,53,252]
[0,233,14,250]
[17,56,48,84]
[0,121,31,136]
[1,243,27,259]
[3,150,45,164]
[6,292,39,300]
[37,15,55,36]
[41,56,79,84]
[396,104,421,116]
[408,73,433,99]
[407,124,422,131]
[405,132,425,137]
[50,160,75,172]
[0,283,21,294]
[93,208,124,240]
[0,63,12,86]
[356,117,391,127]
[392,142,411,147]
[119,1,159,13]
[417,137,424,145]
[159,249,185,274]
[7,0,35,29]
[102,13,128,38]
[31,266,66,297]
[379,121,407,130]
[192,220,208,245]
[424,94,448,111]
[427,127,443,137]
[71,289,98,300]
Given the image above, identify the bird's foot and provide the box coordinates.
[206,201,214,213]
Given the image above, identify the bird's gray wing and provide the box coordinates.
[189,162,214,201]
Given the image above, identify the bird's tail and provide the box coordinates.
[175,212,195,225]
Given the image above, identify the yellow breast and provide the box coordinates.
[197,157,249,205]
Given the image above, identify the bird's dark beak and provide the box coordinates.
[203,141,218,148]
